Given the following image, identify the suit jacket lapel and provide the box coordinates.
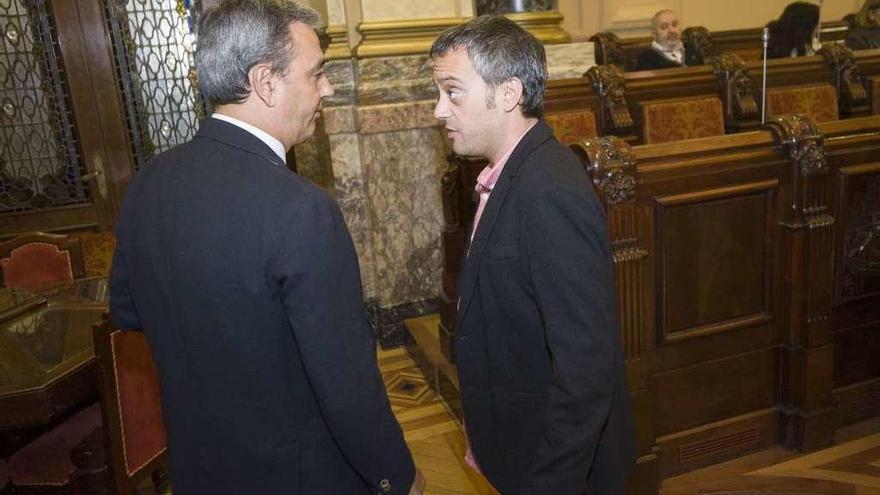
[456,121,554,326]
[196,118,287,168]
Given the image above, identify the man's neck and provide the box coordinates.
[213,103,286,148]
[487,116,539,166]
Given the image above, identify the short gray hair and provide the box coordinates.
[430,15,548,118]
[195,0,321,106]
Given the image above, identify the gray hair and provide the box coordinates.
[651,9,676,30]
[195,0,321,106]
[430,15,548,118]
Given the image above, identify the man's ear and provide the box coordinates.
[501,77,524,113]
[249,63,276,107]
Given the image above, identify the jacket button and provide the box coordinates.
[379,478,391,492]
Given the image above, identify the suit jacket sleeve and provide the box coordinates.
[109,197,142,331]
[273,191,416,495]
[519,179,619,494]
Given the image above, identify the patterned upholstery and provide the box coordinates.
[0,232,84,288]
[545,109,599,144]
[95,320,167,493]
[73,231,116,278]
[767,84,839,123]
[870,77,880,116]
[8,404,102,488]
[641,96,726,144]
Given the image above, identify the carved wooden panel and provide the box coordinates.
[834,164,880,304]
[656,181,776,343]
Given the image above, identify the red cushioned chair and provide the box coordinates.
[7,403,102,495]
[93,319,168,495]
[0,232,86,289]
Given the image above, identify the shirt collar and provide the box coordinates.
[211,113,287,165]
[475,121,537,195]
[651,40,684,62]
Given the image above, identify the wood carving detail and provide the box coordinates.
[682,26,715,63]
[585,65,634,133]
[572,136,636,207]
[709,52,757,120]
[819,45,867,111]
[588,31,624,68]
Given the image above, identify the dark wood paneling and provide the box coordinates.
[655,348,778,436]
[656,182,776,342]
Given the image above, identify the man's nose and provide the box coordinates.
[434,97,449,120]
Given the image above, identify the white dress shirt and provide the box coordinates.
[211,113,287,165]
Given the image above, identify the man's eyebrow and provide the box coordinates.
[436,75,463,84]
[309,58,326,73]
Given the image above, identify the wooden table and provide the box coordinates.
[0,279,107,442]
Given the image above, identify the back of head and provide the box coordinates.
[855,0,880,28]
[767,1,820,56]
[195,0,320,107]
[430,15,548,118]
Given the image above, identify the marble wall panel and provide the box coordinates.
[293,121,335,194]
[330,132,378,299]
[326,0,346,25]
[359,101,439,135]
[361,127,448,307]
[545,41,595,79]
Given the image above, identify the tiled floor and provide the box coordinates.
[140,336,880,494]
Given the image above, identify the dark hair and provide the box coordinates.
[766,2,820,58]
[430,15,548,118]
[195,0,321,106]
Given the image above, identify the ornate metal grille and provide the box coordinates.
[0,0,88,213]
[105,0,204,170]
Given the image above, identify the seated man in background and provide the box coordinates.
[635,9,697,71]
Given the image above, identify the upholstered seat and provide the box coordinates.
[767,83,839,123]
[640,95,726,144]
[0,232,85,289]
[94,320,168,495]
[72,232,117,278]
[8,403,102,493]
[546,109,599,145]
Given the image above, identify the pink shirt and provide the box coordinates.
[470,122,537,241]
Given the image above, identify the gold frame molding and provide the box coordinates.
[325,24,352,59]
[355,12,571,59]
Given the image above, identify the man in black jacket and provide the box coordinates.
[431,15,637,495]
[110,1,422,494]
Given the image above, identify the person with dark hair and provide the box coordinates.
[110,1,423,494]
[767,1,822,58]
[635,9,697,71]
[846,0,880,49]
[431,14,636,495]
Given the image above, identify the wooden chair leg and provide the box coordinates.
[70,428,111,495]
[151,468,168,494]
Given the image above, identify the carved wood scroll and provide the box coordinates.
[589,31,625,68]
[682,26,715,64]
[709,52,758,121]
[585,65,635,134]
[818,45,867,114]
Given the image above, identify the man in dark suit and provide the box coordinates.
[635,9,697,71]
[431,16,637,494]
[110,1,423,494]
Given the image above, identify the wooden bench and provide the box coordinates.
[435,114,880,493]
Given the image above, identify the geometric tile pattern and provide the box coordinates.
[747,433,880,490]
[378,347,499,495]
[379,347,460,443]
